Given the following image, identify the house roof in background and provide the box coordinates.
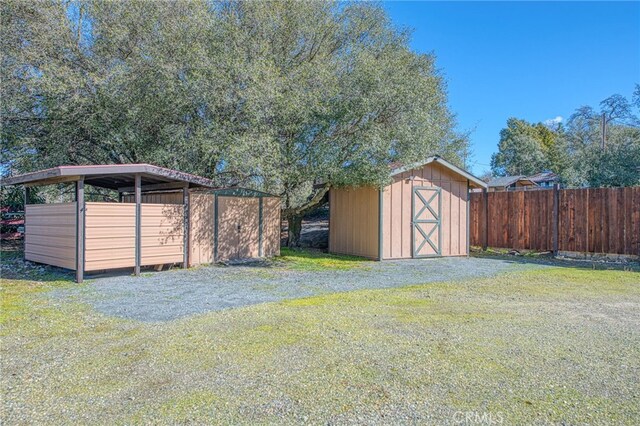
[487,175,537,188]
[2,164,217,191]
[527,172,559,183]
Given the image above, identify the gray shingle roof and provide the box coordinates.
[487,176,527,187]
[527,172,558,183]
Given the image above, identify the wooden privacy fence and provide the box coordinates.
[469,186,640,256]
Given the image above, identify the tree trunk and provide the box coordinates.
[286,215,303,247]
[281,184,331,248]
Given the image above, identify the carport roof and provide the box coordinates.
[2,164,217,191]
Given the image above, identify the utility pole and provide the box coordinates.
[601,112,607,149]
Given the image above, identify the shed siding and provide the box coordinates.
[122,192,183,204]
[140,204,184,266]
[25,203,77,270]
[125,191,281,263]
[262,197,281,257]
[329,186,379,259]
[382,162,469,259]
[85,202,185,270]
[85,202,135,271]
[189,193,214,266]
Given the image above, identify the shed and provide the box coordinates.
[329,157,487,259]
[3,164,280,282]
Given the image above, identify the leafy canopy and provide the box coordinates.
[1,0,469,218]
[490,88,640,187]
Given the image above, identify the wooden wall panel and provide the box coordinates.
[262,197,281,257]
[381,162,469,259]
[384,171,402,259]
[85,202,135,271]
[25,203,77,270]
[329,186,379,259]
[400,173,412,257]
[468,191,482,248]
[189,193,214,266]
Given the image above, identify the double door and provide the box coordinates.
[217,197,260,261]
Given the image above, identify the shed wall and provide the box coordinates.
[85,202,184,270]
[125,191,281,262]
[329,186,380,259]
[140,204,184,266]
[382,162,469,259]
[262,197,281,257]
[85,202,135,270]
[122,192,183,204]
[189,193,214,266]
[25,203,77,270]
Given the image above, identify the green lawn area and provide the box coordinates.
[276,247,370,271]
[1,252,639,424]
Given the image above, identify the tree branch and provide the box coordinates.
[282,183,330,218]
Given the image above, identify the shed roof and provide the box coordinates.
[2,164,216,191]
[390,156,487,189]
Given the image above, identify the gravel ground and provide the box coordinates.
[54,256,541,322]
[2,265,639,424]
[3,249,639,424]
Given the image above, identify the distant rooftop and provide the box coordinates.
[487,175,537,188]
[527,172,559,183]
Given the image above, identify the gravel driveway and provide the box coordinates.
[55,256,540,322]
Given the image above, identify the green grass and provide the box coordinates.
[276,247,370,271]
[1,265,639,424]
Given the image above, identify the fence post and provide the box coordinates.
[482,188,488,251]
[552,184,560,256]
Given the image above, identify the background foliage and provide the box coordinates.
[490,88,640,187]
[1,0,470,244]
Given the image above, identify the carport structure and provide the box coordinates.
[3,164,280,282]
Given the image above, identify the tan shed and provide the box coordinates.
[126,188,281,264]
[4,164,280,282]
[329,157,487,259]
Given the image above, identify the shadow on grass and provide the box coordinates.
[1,243,147,282]
[1,244,77,283]
[470,247,639,273]
[1,240,372,284]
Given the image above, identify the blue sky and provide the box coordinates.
[384,1,640,175]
